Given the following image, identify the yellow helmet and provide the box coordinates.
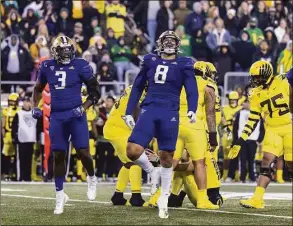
[249,60,273,88]
[8,93,19,101]
[194,61,207,76]
[8,93,19,108]
[228,91,239,100]
[205,62,218,82]
[228,91,239,108]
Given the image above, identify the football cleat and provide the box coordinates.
[87,176,97,201]
[197,198,220,209]
[157,195,169,219]
[54,191,69,215]
[240,198,265,209]
[129,193,146,207]
[168,193,181,207]
[148,188,161,207]
[111,192,129,206]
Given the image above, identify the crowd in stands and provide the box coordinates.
[1,0,292,94]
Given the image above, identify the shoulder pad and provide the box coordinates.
[177,56,193,63]
[177,57,194,69]
[73,58,88,65]
[40,59,53,69]
[143,53,157,62]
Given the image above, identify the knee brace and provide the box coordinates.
[260,159,277,180]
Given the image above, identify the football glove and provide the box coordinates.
[72,106,85,117]
[228,138,245,159]
[208,132,218,152]
[145,149,160,163]
[32,107,42,119]
[187,111,196,123]
[122,115,135,129]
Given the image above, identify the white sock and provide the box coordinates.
[88,175,96,180]
[133,152,154,174]
[56,190,64,195]
[160,166,173,196]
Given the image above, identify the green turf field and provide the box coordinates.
[1,182,292,225]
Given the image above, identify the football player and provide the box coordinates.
[221,91,242,181]
[32,36,101,214]
[229,61,292,208]
[287,67,293,113]
[172,61,219,209]
[2,93,20,181]
[104,86,150,206]
[71,86,98,182]
[123,31,198,218]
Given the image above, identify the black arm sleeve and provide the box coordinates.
[84,76,101,104]
[257,117,265,143]
[232,111,240,145]
[11,113,19,142]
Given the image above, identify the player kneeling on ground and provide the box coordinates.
[104,86,149,207]
[123,31,199,218]
[229,61,292,209]
[172,61,220,209]
[32,36,101,214]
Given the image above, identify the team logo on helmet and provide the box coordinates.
[51,36,75,65]
[249,60,273,88]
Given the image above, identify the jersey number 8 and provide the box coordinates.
[154,65,168,84]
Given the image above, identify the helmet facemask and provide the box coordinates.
[52,44,75,65]
[156,31,181,55]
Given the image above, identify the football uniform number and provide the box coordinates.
[260,93,289,117]
[55,71,66,89]
[154,65,168,84]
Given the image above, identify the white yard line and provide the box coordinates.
[174,207,292,219]
[1,188,27,192]
[124,192,292,201]
[1,193,292,220]
[1,194,111,205]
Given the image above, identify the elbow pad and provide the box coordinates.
[85,77,101,104]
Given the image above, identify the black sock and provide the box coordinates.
[79,150,95,176]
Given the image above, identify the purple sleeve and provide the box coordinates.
[37,62,47,85]
[125,63,148,115]
[79,59,94,82]
[287,68,293,86]
[184,66,198,113]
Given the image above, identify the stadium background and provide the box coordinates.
[1,0,292,182]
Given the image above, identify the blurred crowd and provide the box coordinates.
[1,0,292,93]
[1,0,292,183]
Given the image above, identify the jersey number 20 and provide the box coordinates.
[55,71,66,89]
[154,65,168,84]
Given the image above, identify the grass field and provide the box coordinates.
[1,182,292,225]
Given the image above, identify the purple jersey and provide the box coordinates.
[126,54,198,115]
[38,58,93,113]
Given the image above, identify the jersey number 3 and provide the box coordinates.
[154,65,168,84]
[55,71,67,89]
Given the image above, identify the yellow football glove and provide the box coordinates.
[228,145,241,159]
[228,138,245,159]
